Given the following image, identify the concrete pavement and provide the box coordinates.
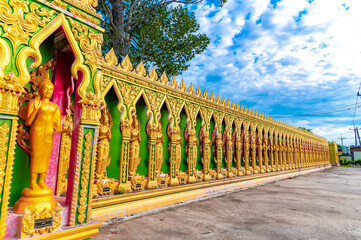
[94,167,361,240]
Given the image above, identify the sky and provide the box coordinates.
[179,0,361,146]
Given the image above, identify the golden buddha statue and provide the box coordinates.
[14,78,66,214]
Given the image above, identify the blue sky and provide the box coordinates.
[179,0,361,146]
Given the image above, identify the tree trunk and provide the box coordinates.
[112,0,125,56]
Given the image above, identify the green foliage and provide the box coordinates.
[298,127,313,133]
[337,144,342,148]
[131,6,210,76]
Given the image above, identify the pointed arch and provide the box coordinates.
[16,14,91,98]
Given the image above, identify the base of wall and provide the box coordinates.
[24,221,102,240]
[92,165,331,221]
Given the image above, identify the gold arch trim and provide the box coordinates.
[16,13,90,98]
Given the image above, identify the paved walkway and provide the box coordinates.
[94,167,361,240]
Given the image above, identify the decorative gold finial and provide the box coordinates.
[121,55,133,72]
[203,89,209,99]
[187,83,195,95]
[160,71,168,85]
[209,92,215,102]
[179,79,186,91]
[104,48,118,67]
[136,62,147,77]
[149,67,158,81]
[215,94,220,104]
[170,76,178,88]
[195,86,202,97]
[221,97,225,106]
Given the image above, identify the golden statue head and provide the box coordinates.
[38,78,54,99]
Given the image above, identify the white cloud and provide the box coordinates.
[179,0,361,144]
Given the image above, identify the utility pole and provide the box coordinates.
[338,134,346,147]
[349,127,361,146]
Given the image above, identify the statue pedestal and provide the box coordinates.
[13,188,57,214]
[12,188,62,239]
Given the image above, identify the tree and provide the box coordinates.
[130,6,209,75]
[298,127,313,133]
[98,0,221,75]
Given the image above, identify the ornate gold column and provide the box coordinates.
[263,127,270,172]
[0,72,22,238]
[167,96,184,186]
[117,82,142,193]
[213,112,224,179]
[250,124,258,174]
[258,127,265,173]
[234,118,243,176]
[243,121,251,175]
[269,129,275,171]
[274,131,280,171]
[184,103,199,183]
[224,115,234,177]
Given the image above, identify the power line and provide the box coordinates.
[338,134,346,146]
[352,82,361,128]
[273,102,361,118]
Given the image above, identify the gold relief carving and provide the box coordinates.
[19,202,62,238]
[135,62,147,77]
[56,108,73,196]
[69,126,84,226]
[177,171,187,185]
[0,73,25,115]
[0,1,56,52]
[93,178,117,197]
[148,67,158,81]
[51,0,68,9]
[0,123,10,207]
[156,174,169,187]
[69,7,100,25]
[0,119,17,239]
[65,0,99,15]
[130,175,145,191]
[194,170,203,182]
[69,18,102,75]
[199,107,212,180]
[144,89,164,112]
[223,115,234,177]
[128,113,141,176]
[95,107,112,179]
[209,169,216,180]
[154,118,164,175]
[185,121,197,183]
[117,81,140,106]
[79,91,103,125]
[77,132,92,224]
[121,55,133,72]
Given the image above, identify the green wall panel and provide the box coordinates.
[221,121,226,168]
[160,105,170,174]
[195,115,203,171]
[179,109,188,172]
[209,118,215,170]
[136,97,149,176]
[105,87,121,179]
